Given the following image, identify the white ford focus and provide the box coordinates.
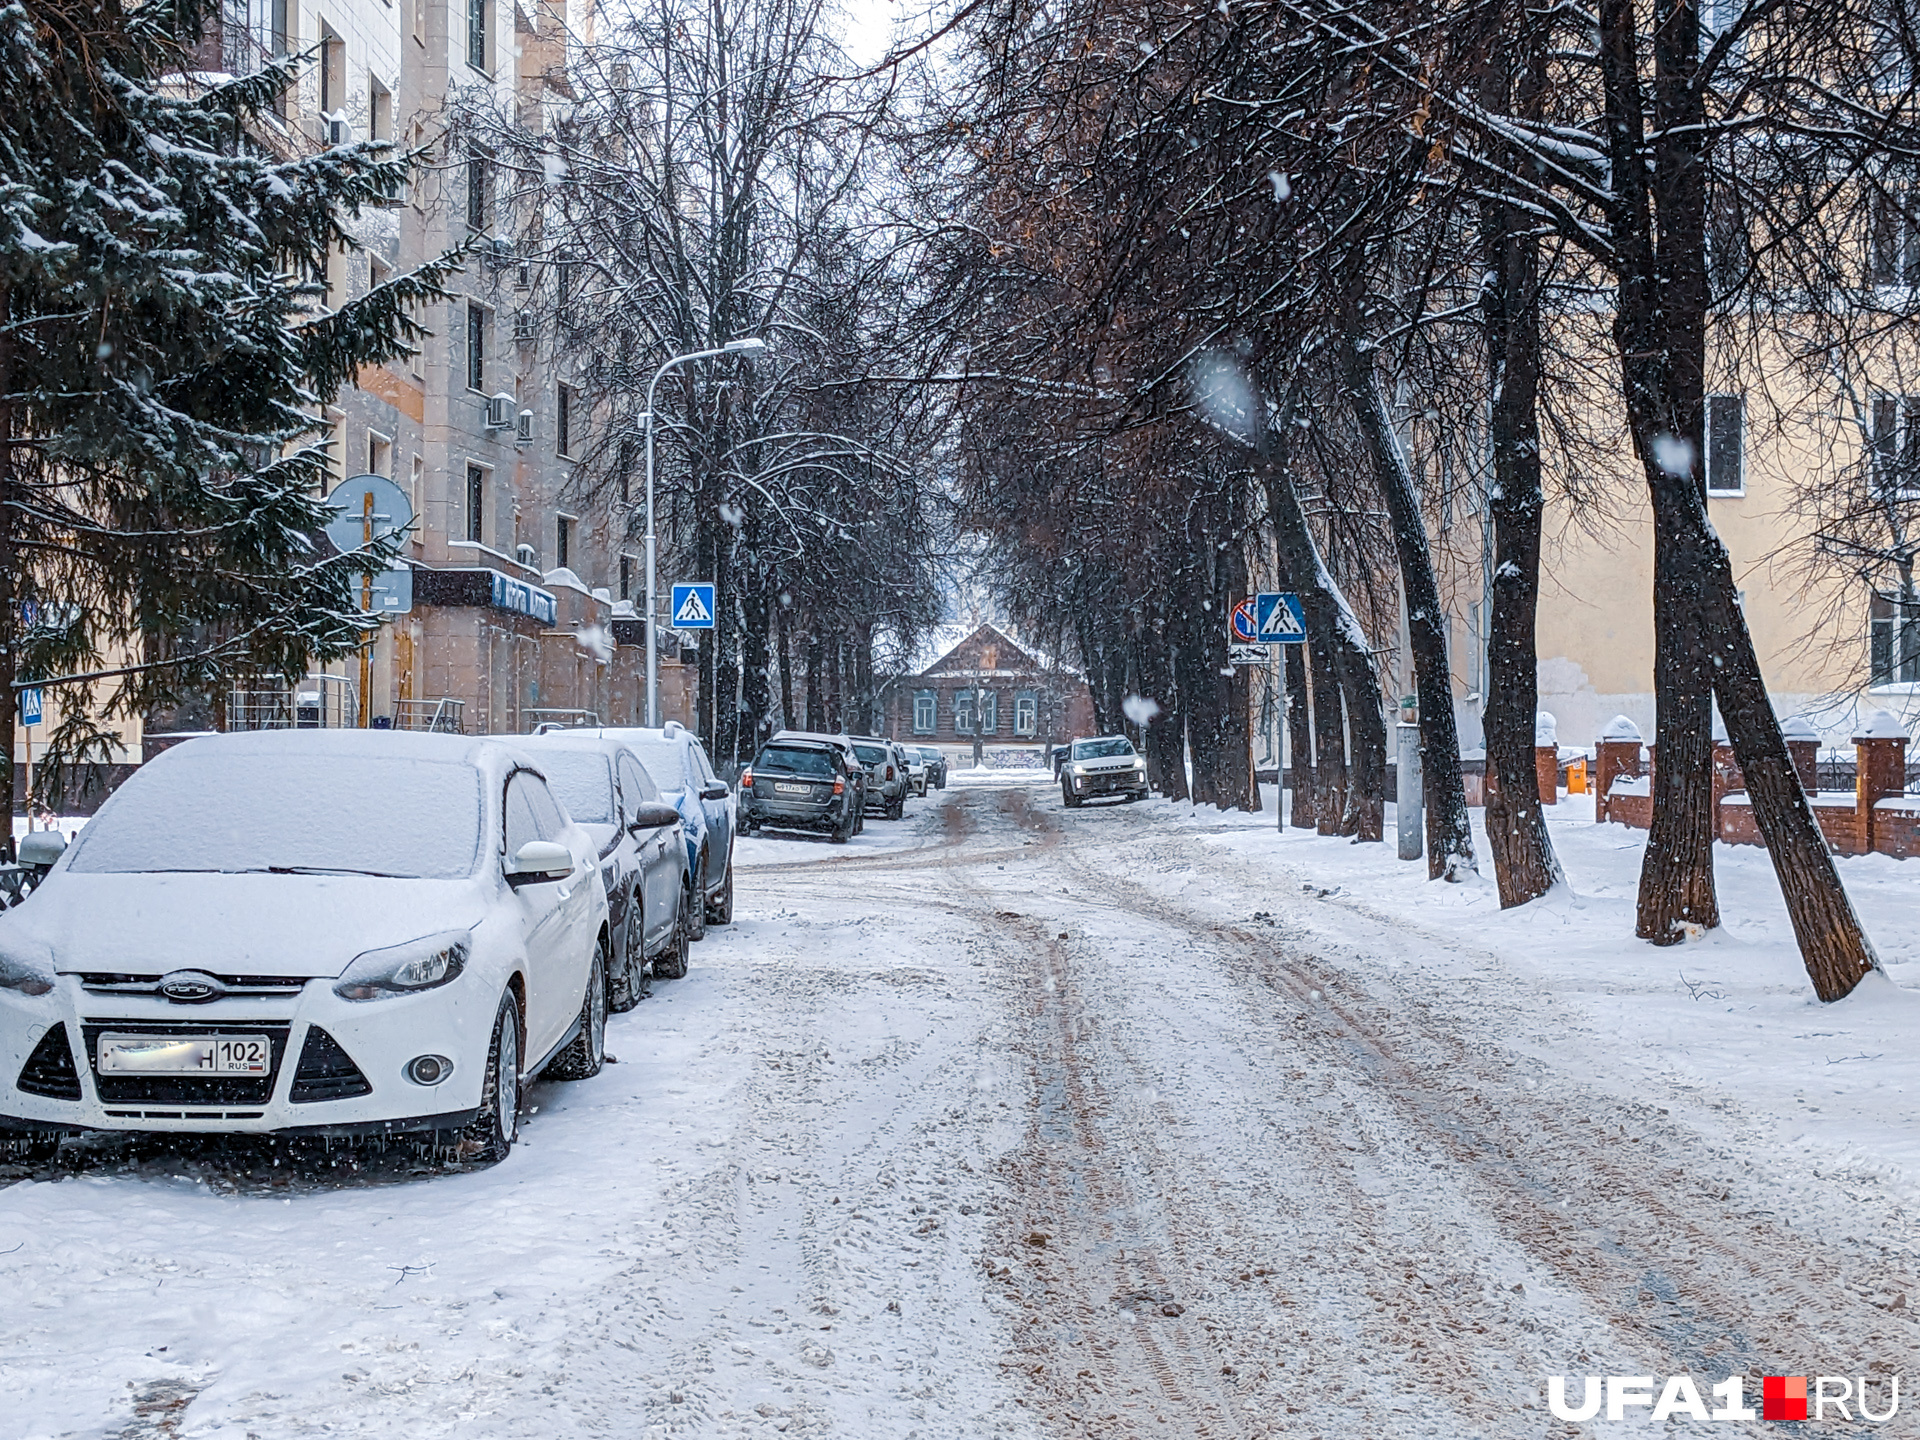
[0,729,610,1165]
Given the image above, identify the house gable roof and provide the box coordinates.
[919,623,1046,680]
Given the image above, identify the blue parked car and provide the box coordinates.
[582,724,736,939]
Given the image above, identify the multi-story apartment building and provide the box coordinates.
[134,0,696,763]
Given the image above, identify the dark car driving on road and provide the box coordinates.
[741,736,864,842]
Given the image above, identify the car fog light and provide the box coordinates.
[405,1054,454,1086]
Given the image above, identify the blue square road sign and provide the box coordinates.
[671,582,717,630]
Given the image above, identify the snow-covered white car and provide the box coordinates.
[0,730,610,1166]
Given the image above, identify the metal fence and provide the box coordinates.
[226,675,358,732]
[392,699,467,734]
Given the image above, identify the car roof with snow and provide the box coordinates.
[151,726,538,786]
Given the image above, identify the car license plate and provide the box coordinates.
[774,783,812,795]
[97,1033,270,1075]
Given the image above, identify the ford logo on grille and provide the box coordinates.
[158,971,225,1004]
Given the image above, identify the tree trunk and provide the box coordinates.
[1284,639,1314,829]
[804,621,823,732]
[1338,331,1474,877]
[1478,57,1562,906]
[776,600,795,732]
[1251,433,1381,838]
[1138,614,1188,800]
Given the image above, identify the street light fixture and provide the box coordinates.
[642,337,770,728]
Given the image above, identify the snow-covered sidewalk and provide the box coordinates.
[1159,789,1920,1203]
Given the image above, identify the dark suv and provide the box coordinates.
[742,735,864,842]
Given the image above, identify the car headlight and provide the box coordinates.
[0,946,54,997]
[1069,764,1087,776]
[333,930,471,1002]
[1132,758,1146,770]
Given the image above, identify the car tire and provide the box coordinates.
[686,853,708,941]
[887,794,904,821]
[1062,784,1081,809]
[423,991,520,1166]
[654,889,691,979]
[707,857,734,925]
[611,891,647,1013]
[829,810,852,843]
[0,1132,60,1167]
[546,936,609,1081]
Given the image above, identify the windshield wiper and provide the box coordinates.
[259,865,412,879]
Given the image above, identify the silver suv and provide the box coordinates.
[848,735,910,820]
[1061,735,1149,806]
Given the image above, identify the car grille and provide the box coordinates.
[75,972,310,999]
[80,1020,291,1105]
[16,1024,82,1100]
[289,1027,372,1104]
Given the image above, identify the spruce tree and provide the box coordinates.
[0,0,459,823]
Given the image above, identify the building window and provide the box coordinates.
[913,690,935,734]
[619,554,635,601]
[466,148,490,234]
[466,303,486,391]
[618,439,634,504]
[366,430,391,477]
[1699,0,1745,61]
[953,691,975,734]
[319,23,343,120]
[556,515,572,570]
[1706,394,1744,495]
[979,690,998,734]
[1872,393,1920,499]
[410,455,424,547]
[466,0,487,71]
[1872,592,1920,685]
[1873,181,1920,286]
[466,464,485,543]
[369,76,393,143]
[557,384,572,457]
[1014,692,1037,736]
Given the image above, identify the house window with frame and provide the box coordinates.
[617,439,635,504]
[466,464,486,544]
[913,690,935,734]
[1013,691,1037,737]
[1706,394,1745,495]
[557,384,572,457]
[366,430,391,478]
[466,0,487,71]
[1871,591,1920,685]
[953,691,976,734]
[1872,181,1920,286]
[1872,393,1920,499]
[556,515,573,570]
[619,554,635,601]
[466,148,490,235]
[466,303,486,392]
[979,691,998,734]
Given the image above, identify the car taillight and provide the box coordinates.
[742,768,754,788]
[886,765,895,779]
[832,778,844,795]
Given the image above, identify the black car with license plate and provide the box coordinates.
[741,737,864,842]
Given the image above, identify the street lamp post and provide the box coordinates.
[643,337,768,728]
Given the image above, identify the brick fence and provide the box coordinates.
[1598,714,1920,859]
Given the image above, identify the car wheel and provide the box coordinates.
[0,1132,60,1167]
[686,853,709,941]
[655,889,691,979]
[1062,784,1081,808]
[423,991,521,1166]
[829,809,852,843]
[706,856,734,926]
[611,890,647,1013]
[546,935,609,1081]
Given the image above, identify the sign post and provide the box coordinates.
[17,688,40,834]
[324,475,415,727]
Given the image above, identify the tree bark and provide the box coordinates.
[1338,331,1474,877]
[1478,36,1562,906]
[1138,613,1188,800]
[1284,639,1314,829]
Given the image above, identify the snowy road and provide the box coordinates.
[5,780,1918,1438]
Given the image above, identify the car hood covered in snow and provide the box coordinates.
[3,872,493,979]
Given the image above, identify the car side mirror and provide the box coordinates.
[700,782,730,801]
[17,831,66,869]
[628,801,683,832]
[505,839,573,887]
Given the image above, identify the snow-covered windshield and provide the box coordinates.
[624,738,688,794]
[531,749,614,824]
[1073,737,1136,760]
[68,754,484,879]
[757,745,836,778]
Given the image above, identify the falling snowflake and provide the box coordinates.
[1652,434,1695,478]
[1267,170,1291,202]
[719,503,745,529]
[1122,694,1162,725]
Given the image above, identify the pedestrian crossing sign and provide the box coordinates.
[1254,592,1306,643]
[671,582,716,630]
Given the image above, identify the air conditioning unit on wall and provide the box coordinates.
[484,392,515,429]
[514,312,536,344]
[516,410,534,445]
